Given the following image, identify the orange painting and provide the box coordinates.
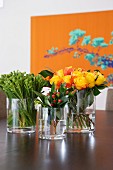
[31,10,113,86]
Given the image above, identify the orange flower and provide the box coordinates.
[64,66,74,76]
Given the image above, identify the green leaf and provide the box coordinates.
[39,70,53,78]
[93,86,101,96]
[60,101,68,108]
[88,92,94,106]
[59,83,66,94]
[51,83,55,93]
[44,96,51,107]
[34,91,45,103]
[96,85,106,90]
[35,74,49,92]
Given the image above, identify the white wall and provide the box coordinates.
[0,0,113,109]
[0,0,3,8]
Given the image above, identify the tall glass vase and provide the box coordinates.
[37,107,66,140]
[7,98,36,133]
[66,89,96,133]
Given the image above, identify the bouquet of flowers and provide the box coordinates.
[34,83,69,133]
[39,66,107,133]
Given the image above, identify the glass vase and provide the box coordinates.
[37,107,66,140]
[7,98,36,133]
[66,89,96,133]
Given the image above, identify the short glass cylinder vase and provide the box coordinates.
[7,98,36,133]
[37,107,66,140]
[66,89,96,133]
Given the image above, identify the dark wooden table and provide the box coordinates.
[0,110,113,170]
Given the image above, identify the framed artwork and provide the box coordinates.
[31,10,113,86]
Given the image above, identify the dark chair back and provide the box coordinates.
[0,91,6,119]
[106,88,113,111]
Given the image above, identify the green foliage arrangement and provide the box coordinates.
[0,70,49,128]
[0,70,48,99]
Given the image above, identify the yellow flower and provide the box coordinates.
[72,70,83,77]
[63,75,72,88]
[50,75,63,88]
[74,76,88,90]
[95,72,106,86]
[49,67,106,90]
[88,82,95,88]
[56,69,64,77]
[85,72,95,88]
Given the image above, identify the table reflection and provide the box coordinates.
[35,131,67,163]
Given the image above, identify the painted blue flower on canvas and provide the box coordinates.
[44,28,113,86]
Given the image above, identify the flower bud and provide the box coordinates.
[58,99,62,103]
[52,94,56,98]
[56,92,60,97]
[51,103,54,107]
